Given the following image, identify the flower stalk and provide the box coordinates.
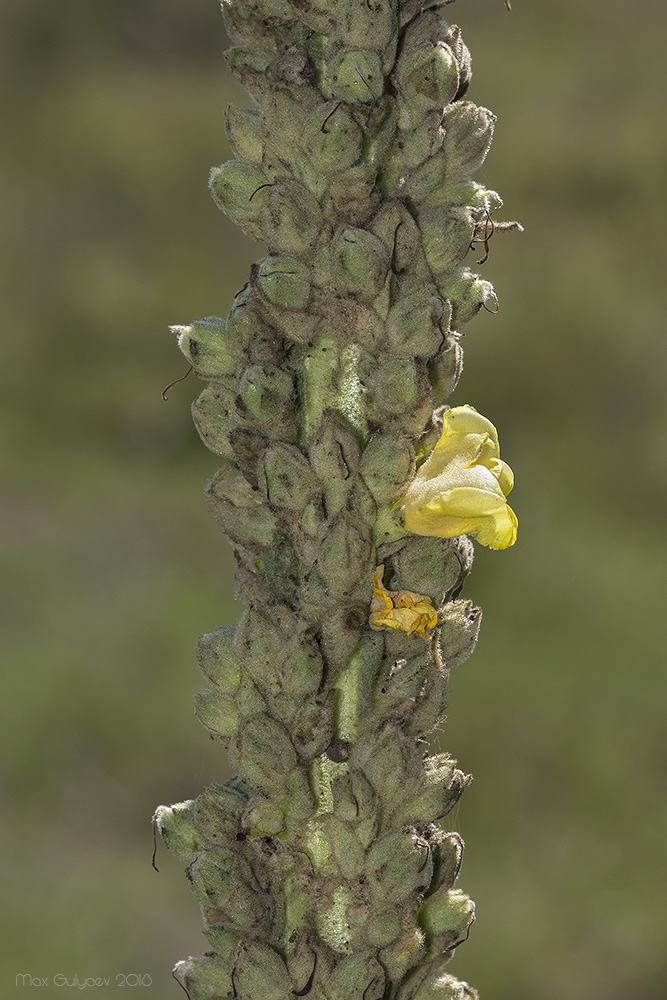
[154,2,518,998]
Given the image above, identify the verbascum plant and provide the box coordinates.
[154,2,519,998]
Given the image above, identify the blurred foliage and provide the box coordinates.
[1,1,665,998]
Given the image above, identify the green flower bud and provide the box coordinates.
[379,927,426,989]
[393,112,445,172]
[438,600,482,669]
[206,466,277,548]
[261,179,324,255]
[369,201,431,294]
[429,830,464,893]
[235,605,323,710]
[351,724,412,804]
[394,755,470,826]
[363,908,402,948]
[309,411,360,517]
[418,887,475,948]
[261,533,300,606]
[238,363,294,423]
[242,796,285,837]
[322,814,366,880]
[172,953,233,1000]
[326,164,381,226]
[378,644,429,697]
[254,255,311,311]
[436,267,496,328]
[317,512,372,597]
[442,25,472,102]
[192,384,236,459]
[234,675,267,720]
[259,442,319,513]
[403,665,449,739]
[201,924,242,964]
[428,339,463,403]
[393,41,459,129]
[251,256,318,343]
[232,943,292,1000]
[392,536,471,604]
[232,713,297,795]
[224,45,275,101]
[285,765,316,821]
[386,288,447,359]
[441,101,495,182]
[304,102,364,175]
[225,104,263,163]
[225,284,284,366]
[332,227,389,302]
[419,206,476,277]
[326,952,386,1000]
[194,781,247,846]
[194,688,240,740]
[188,847,270,932]
[405,150,448,209]
[209,160,269,242]
[153,801,202,861]
[196,626,241,694]
[172,316,236,379]
[329,50,385,103]
[365,830,433,904]
[360,434,414,504]
[338,0,395,53]
[410,972,479,1000]
[366,358,421,418]
[228,426,271,486]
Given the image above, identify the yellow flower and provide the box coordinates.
[401,405,517,550]
[370,565,438,639]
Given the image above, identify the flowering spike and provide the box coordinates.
[156,2,519,997]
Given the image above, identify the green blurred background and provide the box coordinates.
[2,0,665,997]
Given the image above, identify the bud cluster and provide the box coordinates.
[157,2,517,997]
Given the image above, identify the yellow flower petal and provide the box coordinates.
[401,405,517,550]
